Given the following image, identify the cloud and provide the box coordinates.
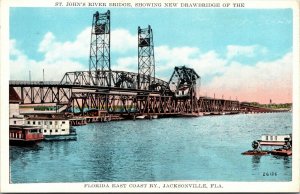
[155,46,199,71]
[114,45,227,80]
[203,52,292,103]
[38,32,56,53]
[38,28,90,62]
[155,46,226,77]
[10,39,86,81]
[114,56,137,72]
[10,39,23,57]
[37,27,137,63]
[111,28,136,53]
[226,45,268,59]
[189,51,227,76]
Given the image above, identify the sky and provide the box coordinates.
[9,8,293,103]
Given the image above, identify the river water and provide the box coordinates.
[10,112,292,183]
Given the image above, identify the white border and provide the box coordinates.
[1,0,299,192]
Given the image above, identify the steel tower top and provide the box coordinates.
[89,10,111,86]
[138,25,155,90]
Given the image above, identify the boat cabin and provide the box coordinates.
[26,118,71,136]
[261,134,291,142]
[10,125,44,142]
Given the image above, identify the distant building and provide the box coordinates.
[23,113,76,140]
[25,117,70,136]
[9,87,25,125]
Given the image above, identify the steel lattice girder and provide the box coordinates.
[69,91,239,115]
[198,97,240,112]
[10,85,240,114]
[169,66,200,97]
[89,10,111,86]
[60,70,170,94]
[138,25,155,90]
[11,86,72,105]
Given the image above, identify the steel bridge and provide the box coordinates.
[9,10,240,116]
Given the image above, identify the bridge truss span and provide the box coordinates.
[71,91,200,115]
[10,85,72,105]
[10,84,240,115]
[199,97,240,113]
[70,91,240,115]
[60,70,170,93]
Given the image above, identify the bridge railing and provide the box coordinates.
[9,80,61,86]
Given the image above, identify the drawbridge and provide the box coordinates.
[10,10,240,116]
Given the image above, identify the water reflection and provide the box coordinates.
[86,130,114,181]
[251,155,261,170]
[10,145,43,162]
[271,155,291,170]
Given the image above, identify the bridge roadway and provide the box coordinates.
[9,80,163,93]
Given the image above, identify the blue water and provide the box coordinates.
[10,112,292,183]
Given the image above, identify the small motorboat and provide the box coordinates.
[242,134,292,156]
[270,149,292,156]
[152,115,158,119]
[242,150,269,156]
[135,115,146,119]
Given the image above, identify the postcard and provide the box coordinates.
[0,0,299,192]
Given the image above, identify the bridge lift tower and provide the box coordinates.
[89,10,111,87]
[138,25,155,90]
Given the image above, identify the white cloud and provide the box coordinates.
[203,52,292,103]
[155,45,226,77]
[36,27,137,63]
[189,51,226,76]
[10,39,23,57]
[226,45,268,59]
[38,32,56,53]
[38,28,91,62]
[114,56,137,72]
[10,39,86,81]
[111,28,136,53]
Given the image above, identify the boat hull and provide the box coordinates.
[270,149,292,156]
[44,133,77,141]
[10,139,41,146]
[136,115,146,119]
[242,150,269,156]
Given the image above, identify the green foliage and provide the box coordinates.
[249,102,292,110]
[33,106,60,111]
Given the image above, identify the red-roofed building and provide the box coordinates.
[9,87,25,125]
[9,87,22,103]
